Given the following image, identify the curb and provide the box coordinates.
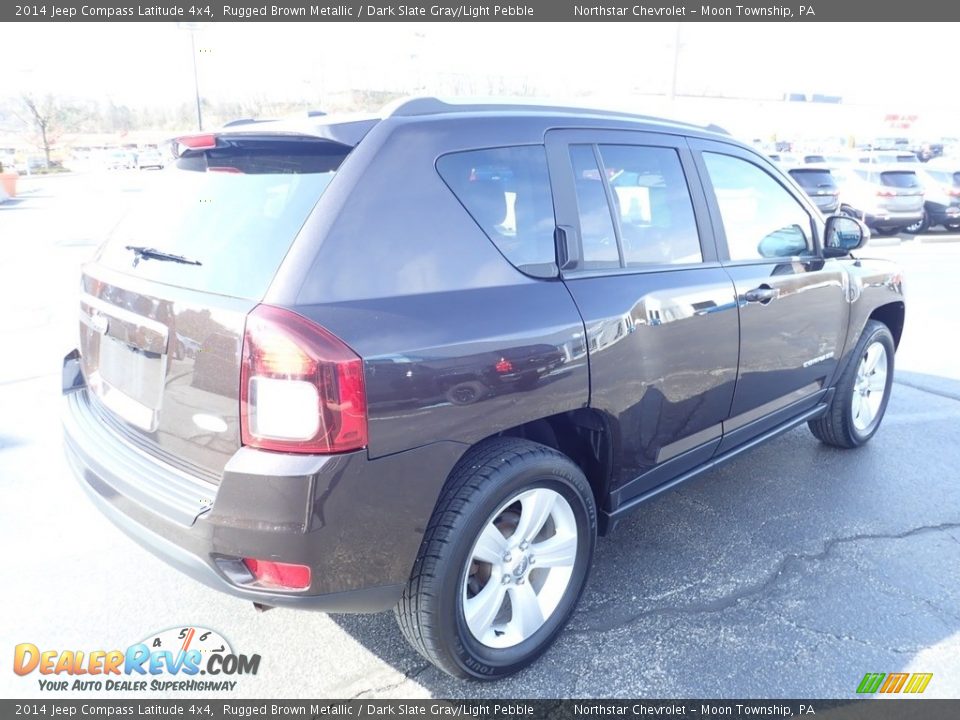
[918,234,960,244]
[868,236,902,247]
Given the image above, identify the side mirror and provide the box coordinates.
[823,215,869,257]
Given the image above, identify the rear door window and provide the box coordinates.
[97,136,349,300]
[599,145,702,266]
[569,145,620,269]
[436,145,558,277]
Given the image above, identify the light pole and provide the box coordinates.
[669,23,682,102]
[177,22,209,131]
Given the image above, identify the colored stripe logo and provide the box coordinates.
[857,672,933,694]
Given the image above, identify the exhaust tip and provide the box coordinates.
[253,602,275,613]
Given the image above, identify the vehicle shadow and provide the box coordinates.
[0,198,30,210]
[328,371,960,697]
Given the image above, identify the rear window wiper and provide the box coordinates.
[126,246,202,266]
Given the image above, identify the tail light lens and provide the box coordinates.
[948,188,960,197]
[242,558,311,590]
[876,189,897,197]
[240,304,367,454]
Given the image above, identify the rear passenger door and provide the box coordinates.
[546,130,740,506]
[689,140,849,452]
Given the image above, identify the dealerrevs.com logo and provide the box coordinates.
[13,626,261,692]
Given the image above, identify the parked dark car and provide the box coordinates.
[785,164,840,214]
[62,99,905,680]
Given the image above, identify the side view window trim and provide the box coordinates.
[593,144,627,268]
[566,141,706,274]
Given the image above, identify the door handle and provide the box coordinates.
[743,285,779,305]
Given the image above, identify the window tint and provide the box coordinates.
[879,171,921,189]
[600,145,702,266]
[703,152,812,262]
[789,169,838,191]
[436,145,557,276]
[98,139,349,300]
[569,145,620,269]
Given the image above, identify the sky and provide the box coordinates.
[6,22,958,111]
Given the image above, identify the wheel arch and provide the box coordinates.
[440,409,619,535]
[869,301,905,349]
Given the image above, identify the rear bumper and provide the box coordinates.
[863,211,923,229]
[62,352,466,612]
[926,202,960,226]
[812,197,840,214]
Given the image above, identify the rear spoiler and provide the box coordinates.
[172,118,379,159]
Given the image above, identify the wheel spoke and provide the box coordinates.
[864,345,881,373]
[852,392,864,423]
[507,582,545,638]
[464,580,507,639]
[472,523,508,565]
[513,489,556,544]
[868,369,887,392]
[530,532,577,568]
[859,394,875,426]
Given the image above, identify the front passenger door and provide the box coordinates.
[691,141,849,451]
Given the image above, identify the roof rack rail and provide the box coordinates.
[382,96,729,135]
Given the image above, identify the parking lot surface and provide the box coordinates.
[2,173,959,698]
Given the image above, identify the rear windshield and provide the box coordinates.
[854,169,922,188]
[96,136,349,299]
[879,171,921,189]
[789,169,837,190]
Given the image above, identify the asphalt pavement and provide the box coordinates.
[1,173,959,699]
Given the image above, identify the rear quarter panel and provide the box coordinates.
[273,116,591,459]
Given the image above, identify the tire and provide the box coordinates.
[445,380,487,406]
[946,223,960,232]
[808,320,895,448]
[904,211,929,234]
[395,437,597,679]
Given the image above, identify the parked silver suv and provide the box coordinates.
[833,164,924,235]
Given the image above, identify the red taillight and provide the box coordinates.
[240,304,367,454]
[949,188,960,197]
[242,559,311,590]
[876,189,897,197]
[495,358,514,374]
[177,133,217,150]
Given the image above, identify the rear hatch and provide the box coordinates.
[788,167,839,212]
[856,168,925,213]
[79,132,354,480]
[919,167,960,207]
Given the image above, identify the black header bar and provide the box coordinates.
[5,0,960,23]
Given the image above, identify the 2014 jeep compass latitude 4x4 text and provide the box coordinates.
[63,98,905,679]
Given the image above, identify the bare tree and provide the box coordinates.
[19,94,85,168]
